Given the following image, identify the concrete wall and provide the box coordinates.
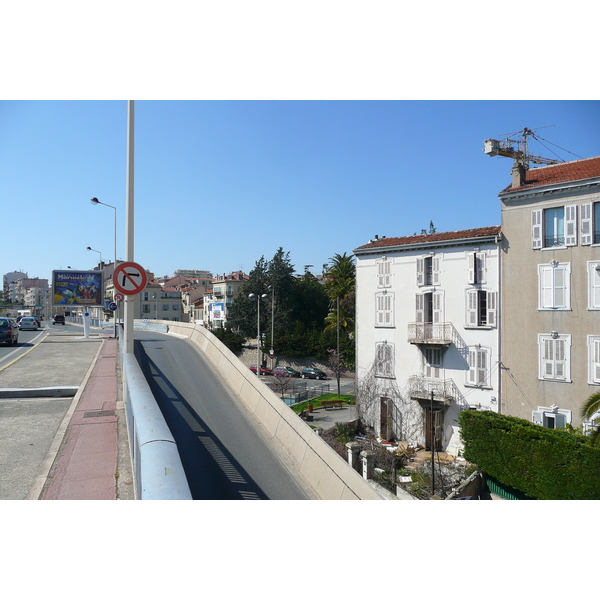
[166,321,383,500]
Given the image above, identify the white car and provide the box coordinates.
[18,317,38,330]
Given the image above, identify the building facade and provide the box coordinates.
[354,226,502,455]
[499,156,600,430]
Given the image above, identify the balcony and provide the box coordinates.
[407,322,453,346]
[408,376,466,407]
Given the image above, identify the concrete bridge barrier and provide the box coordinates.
[166,321,382,500]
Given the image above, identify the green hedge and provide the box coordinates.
[458,410,600,500]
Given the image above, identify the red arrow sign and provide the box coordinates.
[113,262,148,295]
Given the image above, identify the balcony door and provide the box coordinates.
[424,407,443,451]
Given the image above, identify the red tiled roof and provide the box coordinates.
[354,225,501,251]
[501,156,600,193]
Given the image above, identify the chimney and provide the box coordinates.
[511,162,526,188]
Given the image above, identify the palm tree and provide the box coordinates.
[581,390,600,446]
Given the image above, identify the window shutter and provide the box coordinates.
[378,260,390,287]
[432,257,440,286]
[468,253,475,284]
[466,289,478,326]
[477,349,487,385]
[594,339,600,383]
[540,266,554,309]
[555,338,566,379]
[554,413,567,428]
[383,293,392,326]
[565,205,578,246]
[467,349,477,384]
[532,209,543,249]
[542,338,554,378]
[581,203,593,245]
[487,291,497,327]
[590,262,600,309]
[532,410,544,426]
[476,252,486,284]
[432,292,443,323]
[554,266,567,309]
[416,258,424,286]
[415,293,424,323]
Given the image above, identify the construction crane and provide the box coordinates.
[484,127,563,170]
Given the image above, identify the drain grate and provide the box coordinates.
[84,410,116,418]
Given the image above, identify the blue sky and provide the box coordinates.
[1,100,598,283]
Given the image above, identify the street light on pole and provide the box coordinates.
[249,293,268,377]
[91,197,118,338]
[86,246,102,269]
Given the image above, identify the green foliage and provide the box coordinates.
[458,410,600,500]
[211,326,245,354]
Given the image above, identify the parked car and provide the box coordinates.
[18,316,38,330]
[301,367,327,380]
[249,365,273,376]
[273,366,301,378]
[52,314,65,325]
[0,317,19,346]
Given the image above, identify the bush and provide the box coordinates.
[458,410,600,500]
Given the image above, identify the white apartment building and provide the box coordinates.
[354,226,502,455]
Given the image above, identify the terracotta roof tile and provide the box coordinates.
[501,156,600,193]
[354,225,501,251]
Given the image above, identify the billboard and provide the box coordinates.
[210,302,225,321]
[52,270,104,307]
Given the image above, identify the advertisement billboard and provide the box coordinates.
[210,302,225,321]
[52,270,104,307]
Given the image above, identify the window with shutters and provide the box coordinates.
[466,347,491,387]
[468,252,486,284]
[465,289,497,327]
[423,347,442,378]
[538,262,570,310]
[532,207,573,249]
[416,255,439,287]
[375,292,394,327]
[538,334,571,382]
[416,291,443,324]
[588,261,600,310]
[375,342,395,378]
[532,406,571,429]
[377,258,391,288]
[588,336,600,385]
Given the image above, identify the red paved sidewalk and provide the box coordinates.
[41,338,119,500]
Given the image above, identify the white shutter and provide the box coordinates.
[590,262,600,309]
[532,209,543,249]
[487,291,497,327]
[554,266,567,309]
[376,294,384,326]
[540,265,554,309]
[593,339,600,383]
[466,289,478,326]
[468,253,475,284]
[416,258,424,286]
[383,293,392,326]
[476,252,486,284]
[432,257,440,286]
[467,349,477,384]
[554,339,566,379]
[415,293,424,323]
[581,203,593,245]
[532,410,544,426]
[565,204,578,246]
[477,349,488,385]
[542,338,554,378]
[432,292,443,323]
[378,260,390,287]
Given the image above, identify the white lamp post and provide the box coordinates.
[91,197,118,337]
[249,293,268,377]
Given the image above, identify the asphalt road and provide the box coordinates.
[134,330,310,500]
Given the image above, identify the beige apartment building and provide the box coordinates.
[499,156,600,430]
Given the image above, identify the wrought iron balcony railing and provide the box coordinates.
[407,322,453,346]
[407,376,467,407]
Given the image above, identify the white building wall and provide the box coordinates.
[356,238,501,455]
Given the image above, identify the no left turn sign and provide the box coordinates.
[113,261,148,296]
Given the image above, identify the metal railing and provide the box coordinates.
[407,322,454,345]
[407,376,466,406]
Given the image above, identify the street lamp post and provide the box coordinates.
[249,293,268,377]
[91,197,118,338]
[86,246,103,328]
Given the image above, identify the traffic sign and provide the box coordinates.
[108,302,118,311]
[114,292,124,302]
[113,261,148,296]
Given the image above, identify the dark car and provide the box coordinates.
[301,368,327,380]
[0,317,19,345]
[52,314,65,325]
[249,364,273,376]
[273,366,301,378]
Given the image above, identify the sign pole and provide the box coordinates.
[124,100,135,354]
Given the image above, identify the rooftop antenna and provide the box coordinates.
[483,126,563,170]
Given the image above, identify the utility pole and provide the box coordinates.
[431,390,435,496]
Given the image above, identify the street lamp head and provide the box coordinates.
[248,293,256,299]
[86,246,92,251]
[90,197,100,205]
